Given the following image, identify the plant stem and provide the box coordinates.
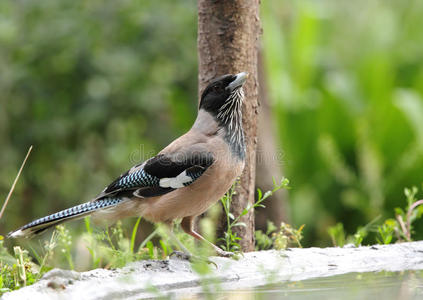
[138,227,159,251]
[0,145,33,219]
[406,199,423,241]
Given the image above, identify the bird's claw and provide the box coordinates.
[169,251,218,268]
[215,249,235,258]
[169,250,191,261]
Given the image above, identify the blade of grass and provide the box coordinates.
[130,217,142,254]
[0,145,33,219]
[84,217,92,235]
[138,227,159,251]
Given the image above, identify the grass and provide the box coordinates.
[328,186,423,247]
[0,219,174,294]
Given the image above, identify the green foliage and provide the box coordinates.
[328,186,423,246]
[219,183,242,252]
[83,220,171,268]
[328,217,376,248]
[263,0,423,245]
[395,186,423,242]
[0,237,39,294]
[220,178,290,252]
[255,221,277,250]
[352,226,369,247]
[274,222,304,250]
[328,223,346,247]
[374,186,423,244]
[376,220,395,245]
[56,225,74,270]
[256,221,304,251]
[0,0,198,238]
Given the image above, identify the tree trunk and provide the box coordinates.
[198,0,261,252]
[255,50,290,230]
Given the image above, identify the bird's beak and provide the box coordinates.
[227,72,249,92]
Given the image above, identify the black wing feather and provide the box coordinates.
[144,151,214,178]
[98,146,214,200]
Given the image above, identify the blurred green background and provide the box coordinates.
[1,0,423,247]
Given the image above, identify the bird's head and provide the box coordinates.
[199,72,248,119]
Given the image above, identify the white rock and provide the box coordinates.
[3,242,423,300]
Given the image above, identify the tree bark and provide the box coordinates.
[255,51,290,230]
[198,0,261,252]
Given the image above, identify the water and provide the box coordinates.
[205,271,423,300]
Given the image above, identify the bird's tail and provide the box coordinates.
[7,197,125,238]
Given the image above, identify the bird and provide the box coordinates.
[8,72,248,257]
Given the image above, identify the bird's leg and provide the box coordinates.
[181,216,234,257]
[165,223,193,260]
[168,231,192,259]
[166,223,218,267]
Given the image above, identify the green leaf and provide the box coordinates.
[159,240,168,257]
[233,222,247,227]
[394,207,404,216]
[262,191,272,200]
[257,188,263,200]
[146,241,154,259]
[130,217,142,254]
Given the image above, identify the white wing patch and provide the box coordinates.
[159,171,192,189]
[8,229,25,238]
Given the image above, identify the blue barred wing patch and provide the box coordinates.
[183,168,206,187]
[107,169,160,192]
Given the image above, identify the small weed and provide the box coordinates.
[219,178,290,252]
[255,221,277,250]
[87,220,171,268]
[328,216,378,247]
[219,183,242,252]
[328,223,346,247]
[376,219,396,245]
[274,222,304,249]
[328,186,423,246]
[373,186,423,244]
[351,226,367,247]
[56,225,74,270]
[394,186,423,242]
[0,237,39,293]
[256,221,304,250]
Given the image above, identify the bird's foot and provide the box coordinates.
[215,248,235,258]
[169,250,191,261]
[169,251,218,268]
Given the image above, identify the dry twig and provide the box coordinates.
[0,145,33,219]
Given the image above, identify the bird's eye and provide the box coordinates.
[212,85,223,93]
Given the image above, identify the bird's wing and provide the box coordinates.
[95,144,214,200]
